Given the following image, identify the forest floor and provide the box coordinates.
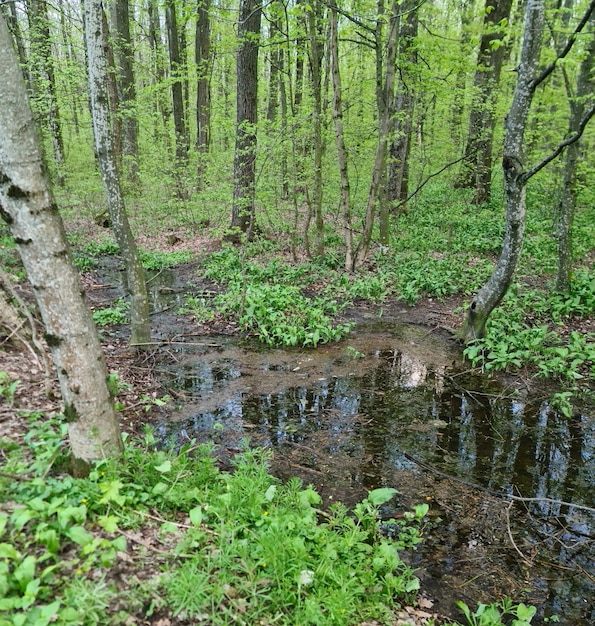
[2,217,593,625]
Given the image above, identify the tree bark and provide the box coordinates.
[556,15,595,291]
[195,0,211,181]
[230,0,262,239]
[0,11,123,469]
[306,0,325,257]
[166,0,189,177]
[352,0,398,269]
[84,0,150,347]
[329,6,354,271]
[387,2,418,209]
[110,0,140,182]
[461,0,545,340]
[455,0,513,205]
[27,0,66,185]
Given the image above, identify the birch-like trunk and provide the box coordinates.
[0,12,122,469]
[461,0,545,340]
[84,0,150,346]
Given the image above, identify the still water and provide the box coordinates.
[155,324,594,624]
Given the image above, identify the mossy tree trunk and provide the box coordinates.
[0,12,123,469]
[230,0,262,240]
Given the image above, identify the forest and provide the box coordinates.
[0,0,594,623]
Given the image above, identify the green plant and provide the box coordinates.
[451,599,536,626]
[178,295,216,322]
[0,372,19,407]
[92,300,129,326]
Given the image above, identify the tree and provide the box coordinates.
[456,0,513,205]
[166,0,190,181]
[230,0,262,239]
[110,0,140,181]
[27,0,66,185]
[461,0,595,340]
[84,0,151,346]
[556,14,595,291]
[0,11,123,470]
[195,0,211,181]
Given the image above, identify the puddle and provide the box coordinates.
[155,324,595,624]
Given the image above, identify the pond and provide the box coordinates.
[153,322,595,625]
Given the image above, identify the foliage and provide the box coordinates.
[178,295,216,322]
[139,249,194,270]
[0,413,431,625]
[92,300,129,326]
[447,599,537,626]
[0,372,19,407]
[463,272,595,413]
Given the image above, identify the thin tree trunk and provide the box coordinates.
[461,0,545,340]
[0,11,123,470]
[387,2,418,210]
[166,0,189,184]
[148,0,170,138]
[84,0,150,347]
[352,0,398,269]
[307,0,325,257]
[195,0,211,181]
[329,6,354,271]
[230,0,262,240]
[556,16,595,291]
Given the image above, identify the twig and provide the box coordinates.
[403,451,595,514]
[505,501,533,566]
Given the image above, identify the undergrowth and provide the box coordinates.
[0,413,434,626]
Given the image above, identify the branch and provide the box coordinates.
[531,0,595,91]
[522,102,595,181]
[393,149,479,210]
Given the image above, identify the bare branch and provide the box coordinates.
[531,0,595,90]
[522,102,595,181]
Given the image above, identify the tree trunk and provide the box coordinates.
[455,0,513,204]
[230,0,262,239]
[195,0,211,181]
[166,0,189,178]
[461,0,545,340]
[387,2,418,209]
[27,0,66,186]
[84,0,150,347]
[329,6,354,271]
[556,15,595,291]
[352,0,398,269]
[0,11,123,470]
[148,0,170,139]
[110,0,140,182]
[306,0,325,257]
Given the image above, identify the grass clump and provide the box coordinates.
[0,413,430,625]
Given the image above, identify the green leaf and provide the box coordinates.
[367,487,398,506]
[97,515,119,533]
[111,535,127,552]
[154,460,172,473]
[0,543,19,559]
[66,526,94,547]
[264,485,277,502]
[189,506,203,526]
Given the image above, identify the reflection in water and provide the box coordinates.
[157,331,594,624]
